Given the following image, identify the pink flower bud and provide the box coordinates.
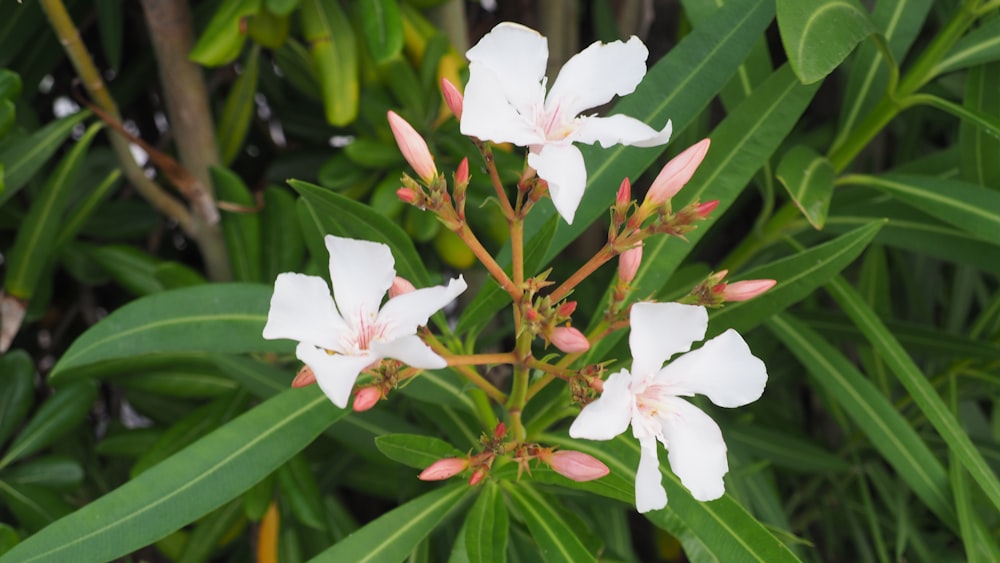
[291,365,316,388]
[556,301,577,317]
[455,157,469,185]
[644,138,710,206]
[440,77,464,120]
[695,199,719,218]
[387,110,437,182]
[389,276,416,298]
[397,187,416,204]
[550,327,590,353]
[722,279,776,302]
[494,422,507,439]
[618,243,642,283]
[418,457,468,481]
[616,177,631,205]
[543,450,609,482]
[468,466,487,486]
[352,387,381,412]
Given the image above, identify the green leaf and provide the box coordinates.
[375,434,466,470]
[357,0,403,64]
[310,484,473,562]
[708,221,883,336]
[3,123,103,299]
[53,168,122,248]
[111,366,237,398]
[0,110,89,207]
[501,482,597,563]
[822,277,1000,514]
[0,350,34,447]
[726,425,851,474]
[276,453,325,530]
[767,314,957,527]
[908,92,1000,141]
[95,0,123,71]
[959,62,1000,189]
[189,0,261,66]
[0,69,21,101]
[840,173,1000,242]
[933,17,1000,76]
[176,499,244,563]
[212,166,262,282]
[0,381,97,469]
[260,186,306,282]
[49,283,289,383]
[777,0,876,84]
[0,387,344,563]
[77,243,166,296]
[465,483,508,563]
[0,100,14,139]
[292,179,431,285]
[300,0,358,126]
[0,481,72,533]
[1,456,83,491]
[217,45,261,165]
[776,145,834,229]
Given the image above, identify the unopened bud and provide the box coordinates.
[440,77,464,121]
[352,387,381,412]
[722,279,776,302]
[389,276,416,298]
[541,450,609,482]
[616,177,631,205]
[387,110,437,182]
[494,422,507,439]
[618,243,642,283]
[455,157,469,186]
[695,199,719,218]
[644,138,710,206]
[397,187,416,204]
[468,466,488,486]
[556,301,577,317]
[291,365,316,388]
[418,457,468,481]
[550,326,590,353]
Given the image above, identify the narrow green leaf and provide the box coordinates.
[0,456,83,491]
[53,168,122,248]
[0,100,14,139]
[260,186,306,283]
[77,243,166,296]
[959,62,1000,189]
[4,123,103,299]
[300,0,358,125]
[291,179,430,285]
[212,166,262,282]
[933,17,1000,76]
[502,482,597,563]
[189,0,261,66]
[908,93,1000,141]
[357,0,403,64]
[49,283,289,383]
[726,425,851,474]
[0,481,72,533]
[777,0,876,83]
[0,381,96,469]
[0,70,21,101]
[950,446,1000,563]
[0,110,89,206]
[776,145,834,229]
[0,350,34,447]
[217,45,261,165]
[176,499,244,563]
[95,0,123,71]
[111,367,237,398]
[276,453,325,530]
[0,387,344,563]
[465,483,508,563]
[310,484,473,562]
[823,277,1000,513]
[375,434,466,470]
[767,314,957,527]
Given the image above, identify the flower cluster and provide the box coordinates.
[263,21,774,515]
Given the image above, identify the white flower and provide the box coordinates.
[263,235,466,408]
[569,302,767,512]
[460,22,672,224]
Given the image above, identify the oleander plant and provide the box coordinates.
[0,1,997,562]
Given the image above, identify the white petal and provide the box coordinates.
[377,276,467,339]
[296,342,375,408]
[629,303,708,377]
[464,22,548,131]
[569,370,634,440]
[262,273,347,349]
[635,435,668,513]
[572,115,672,149]
[546,36,648,117]
[461,63,546,146]
[657,329,767,408]
[372,334,446,369]
[660,397,728,501]
[528,143,586,224]
[325,236,395,322]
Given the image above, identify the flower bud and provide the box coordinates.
[440,77,464,121]
[550,326,590,353]
[397,187,416,204]
[291,365,316,388]
[618,243,642,283]
[616,177,631,205]
[418,457,468,481]
[352,387,381,412]
[389,276,416,298]
[455,157,469,186]
[722,279,777,302]
[644,138,710,206]
[556,301,577,318]
[387,110,437,182]
[542,450,609,482]
[468,466,488,486]
[695,199,719,218]
[494,422,507,439]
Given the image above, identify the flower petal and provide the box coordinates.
[657,329,767,408]
[462,64,545,146]
[572,114,672,149]
[325,236,395,322]
[635,435,668,513]
[546,36,648,117]
[296,342,375,408]
[377,276,467,339]
[262,273,347,350]
[629,302,708,377]
[659,397,728,501]
[371,334,446,369]
[569,369,633,440]
[528,143,587,224]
